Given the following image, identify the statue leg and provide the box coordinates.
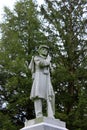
[47,99,54,118]
[34,99,43,118]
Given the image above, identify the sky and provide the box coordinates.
[0,0,44,22]
[0,0,17,22]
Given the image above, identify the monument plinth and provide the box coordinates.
[20,117,68,130]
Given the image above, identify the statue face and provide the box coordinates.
[39,47,48,57]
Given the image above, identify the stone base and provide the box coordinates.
[20,117,68,130]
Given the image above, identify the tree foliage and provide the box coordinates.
[0,0,87,130]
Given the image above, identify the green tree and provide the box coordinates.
[41,0,87,129]
[0,0,46,129]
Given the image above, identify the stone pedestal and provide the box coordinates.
[20,117,68,130]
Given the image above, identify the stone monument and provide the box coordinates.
[20,45,68,130]
[20,116,68,130]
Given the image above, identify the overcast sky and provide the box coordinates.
[0,0,43,22]
[0,0,16,21]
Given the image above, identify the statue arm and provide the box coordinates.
[40,55,51,66]
[34,55,51,68]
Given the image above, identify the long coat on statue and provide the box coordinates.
[29,55,55,113]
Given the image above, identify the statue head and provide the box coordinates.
[38,45,49,57]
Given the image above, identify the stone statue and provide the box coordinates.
[29,45,55,118]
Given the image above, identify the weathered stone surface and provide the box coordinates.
[20,117,68,130]
[29,45,55,118]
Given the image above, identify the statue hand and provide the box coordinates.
[48,96,52,102]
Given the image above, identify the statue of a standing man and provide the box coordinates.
[29,45,55,118]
